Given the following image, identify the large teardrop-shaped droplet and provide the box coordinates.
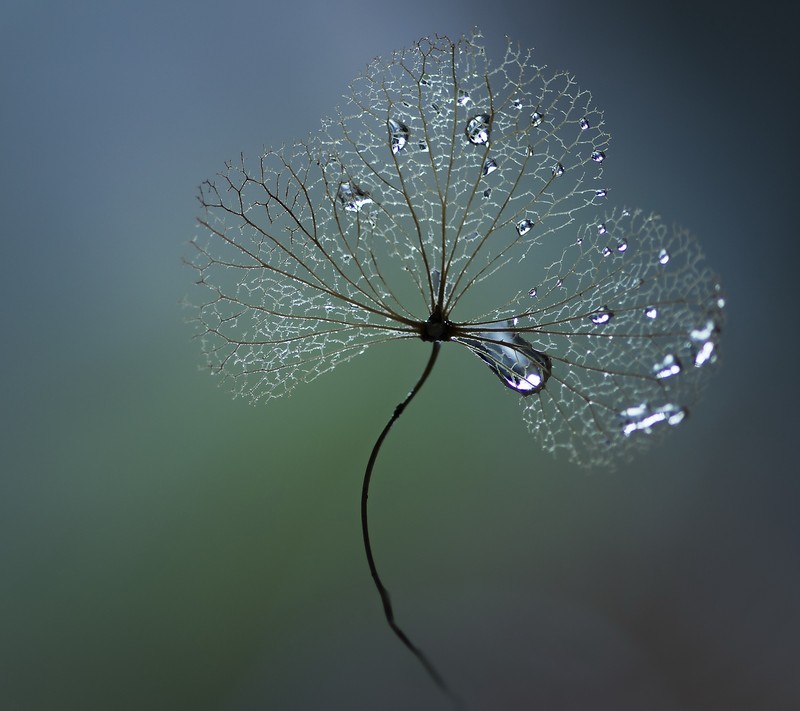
[457,324,552,395]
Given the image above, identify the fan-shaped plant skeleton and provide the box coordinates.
[188,29,724,708]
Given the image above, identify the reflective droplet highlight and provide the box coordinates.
[457,89,471,106]
[654,353,682,380]
[689,317,721,367]
[465,114,491,144]
[644,306,658,319]
[337,182,373,212]
[483,158,498,175]
[516,219,533,236]
[620,403,687,437]
[552,162,564,177]
[658,247,670,265]
[459,325,552,395]
[616,239,628,252]
[528,287,538,298]
[579,117,591,130]
[590,307,614,325]
[387,119,410,155]
[531,110,544,126]
[591,150,606,163]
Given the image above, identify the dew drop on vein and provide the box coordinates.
[460,325,552,395]
[621,403,687,436]
[465,114,491,144]
[483,158,498,175]
[516,219,533,236]
[654,353,682,380]
[531,110,544,127]
[338,182,373,212]
[387,119,410,155]
[590,307,614,325]
[591,150,606,163]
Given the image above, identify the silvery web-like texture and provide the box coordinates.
[188,30,723,467]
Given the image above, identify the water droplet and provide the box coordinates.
[591,150,606,163]
[387,119,410,155]
[658,247,670,265]
[431,102,441,114]
[576,236,584,245]
[465,230,480,240]
[601,246,612,257]
[420,74,431,86]
[483,158,498,175]
[465,114,491,144]
[644,306,658,319]
[525,145,534,157]
[482,187,492,198]
[689,317,721,367]
[528,287,538,298]
[616,239,628,252]
[338,182,373,212]
[693,340,716,367]
[555,277,564,288]
[516,219,533,236]
[590,307,614,325]
[417,139,429,152]
[597,223,607,235]
[457,89,471,106]
[530,110,544,127]
[459,325,552,395]
[621,403,687,436]
[512,97,523,110]
[552,162,565,177]
[654,353,682,380]
[595,189,608,198]
[579,117,591,130]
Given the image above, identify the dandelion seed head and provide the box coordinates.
[187,30,723,467]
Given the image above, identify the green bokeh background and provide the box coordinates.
[2,2,797,710]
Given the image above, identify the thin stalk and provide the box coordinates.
[360,342,465,709]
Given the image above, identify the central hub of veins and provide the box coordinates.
[421,308,453,342]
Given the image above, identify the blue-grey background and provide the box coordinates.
[1,2,797,710]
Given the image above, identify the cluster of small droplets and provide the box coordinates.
[189,30,722,467]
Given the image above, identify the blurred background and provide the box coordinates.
[1,1,797,709]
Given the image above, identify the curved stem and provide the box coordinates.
[360,342,466,709]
